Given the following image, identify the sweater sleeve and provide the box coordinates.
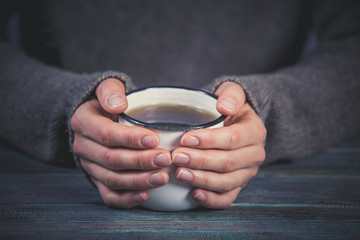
[0,2,136,166]
[203,0,360,164]
[0,40,135,166]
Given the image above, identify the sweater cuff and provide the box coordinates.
[67,71,135,183]
[203,74,273,124]
[203,74,278,165]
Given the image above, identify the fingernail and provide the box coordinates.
[149,172,167,185]
[133,192,146,203]
[141,136,159,148]
[172,153,189,165]
[220,97,236,112]
[153,153,171,167]
[193,192,206,202]
[181,136,199,146]
[176,169,193,183]
[107,93,126,108]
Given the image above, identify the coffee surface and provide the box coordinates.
[126,104,217,126]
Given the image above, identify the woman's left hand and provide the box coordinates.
[172,81,267,209]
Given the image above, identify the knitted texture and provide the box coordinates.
[1,0,359,165]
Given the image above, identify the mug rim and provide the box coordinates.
[119,86,227,131]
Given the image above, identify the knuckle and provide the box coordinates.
[132,175,141,188]
[72,138,81,155]
[219,199,233,209]
[252,147,266,166]
[206,135,215,146]
[222,156,236,172]
[104,172,115,189]
[103,194,132,209]
[136,152,153,170]
[102,194,116,207]
[102,193,122,208]
[222,179,235,192]
[102,195,112,207]
[134,153,143,169]
[98,127,110,145]
[197,153,206,170]
[101,192,136,209]
[194,129,216,146]
[228,130,240,149]
[220,185,232,194]
[70,114,80,132]
[260,125,267,142]
[257,148,266,165]
[215,177,235,192]
[79,158,88,169]
[103,149,117,169]
[124,130,132,147]
[134,152,150,170]
[123,128,139,147]
[132,174,147,189]
[98,126,112,145]
[200,173,211,189]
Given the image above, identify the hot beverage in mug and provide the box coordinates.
[126,104,218,127]
[119,87,226,211]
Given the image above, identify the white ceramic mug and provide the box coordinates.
[118,86,225,211]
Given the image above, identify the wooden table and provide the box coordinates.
[1,138,360,239]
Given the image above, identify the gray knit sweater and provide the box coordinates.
[1,0,359,166]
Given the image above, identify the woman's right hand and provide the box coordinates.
[71,78,171,208]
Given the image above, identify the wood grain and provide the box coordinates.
[1,138,360,239]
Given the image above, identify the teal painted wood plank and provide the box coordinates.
[1,173,359,206]
[0,203,359,239]
[1,138,360,239]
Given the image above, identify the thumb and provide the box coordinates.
[215,81,246,116]
[95,78,128,114]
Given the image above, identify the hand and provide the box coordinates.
[172,81,266,209]
[71,78,171,208]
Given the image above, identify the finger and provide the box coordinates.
[95,78,128,114]
[172,145,265,172]
[73,134,171,170]
[180,111,266,149]
[71,100,160,148]
[92,178,148,208]
[215,81,246,116]
[192,187,242,209]
[80,159,169,190]
[174,167,258,193]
